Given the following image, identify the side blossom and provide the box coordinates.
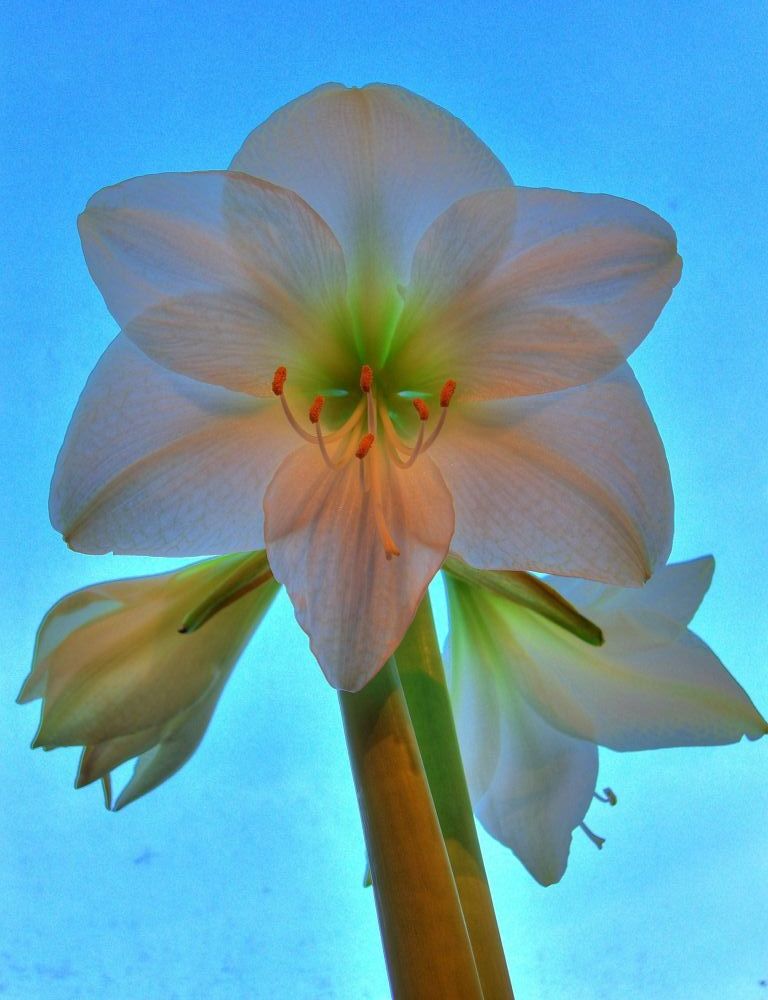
[443,557,767,885]
[51,83,681,690]
[19,553,279,809]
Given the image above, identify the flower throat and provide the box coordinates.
[272,364,456,560]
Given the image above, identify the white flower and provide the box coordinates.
[52,84,680,690]
[19,553,279,809]
[444,557,767,884]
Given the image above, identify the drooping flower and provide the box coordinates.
[443,557,767,885]
[51,83,682,690]
[19,552,279,809]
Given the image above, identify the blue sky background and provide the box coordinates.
[3,2,767,997]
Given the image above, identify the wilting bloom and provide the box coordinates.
[51,83,681,690]
[444,557,767,885]
[19,553,279,809]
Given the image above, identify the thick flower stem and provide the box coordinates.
[339,659,483,1000]
[394,593,514,1000]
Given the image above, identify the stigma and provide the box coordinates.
[272,364,455,560]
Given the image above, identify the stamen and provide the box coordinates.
[309,396,325,424]
[313,399,361,471]
[440,379,457,408]
[423,379,457,452]
[579,822,605,850]
[594,787,618,806]
[369,450,401,560]
[413,398,429,421]
[360,365,373,393]
[355,433,375,459]
[358,364,378,434]
[271,366,287,396]
[279,395,315,443]
[271,366,315,443]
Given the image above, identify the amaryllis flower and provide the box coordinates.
[443,557,767,885]
[19,553,279,809]
[51,83,681,690]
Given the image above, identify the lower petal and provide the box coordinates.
[506,599,768,753]
[50,335,297,555]
[435,364,672,585]
[445,588,598,885]
[264,445,454,690]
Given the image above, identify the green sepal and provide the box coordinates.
[178,551,273,634]
[443,555,603,646]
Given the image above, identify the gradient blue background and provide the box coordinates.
[3,2,767,997]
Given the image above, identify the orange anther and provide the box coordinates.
[355,432,375,459]
[271,366,287,396]
[413,398,429,421]
[440,379,457,408]
[360,365,374,393]
[309,395,325,424]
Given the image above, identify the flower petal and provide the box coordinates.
[50,335,297,555]
[112,671,230,810]
[395,187,680,399]
[445,577,598,885]
[264,445,454,690]
[79,171,349,395]
[435,364,673,585]
[28,557,277,747]
[230,84,511,286]
[77,728,161,787]
[502,567,768,751]
[550,555,715,630]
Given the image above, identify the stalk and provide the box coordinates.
[395,593,514,999]
[339,659,483,1000]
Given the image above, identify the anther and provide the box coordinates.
[309,396,325,424]
[422,379,456,452]
[360,365,374,393]
[594,787,618,806]
[272,366,287,396]
[355,433,375,459]
[272,366,314,443]
[440,379,457,407]
[413,398,429,421]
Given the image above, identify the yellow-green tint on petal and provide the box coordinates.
[448,561,767,753]
[444,574,598,884]
[443,556,603,645]
[24,553,277,748]
[178,550,272,632]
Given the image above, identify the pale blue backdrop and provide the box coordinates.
[3,2,767,998]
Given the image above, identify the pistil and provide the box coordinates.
[579,822,605,850]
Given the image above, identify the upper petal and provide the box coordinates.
[230,84,511,286]
[50,335,297,555]
[264,444,454,690]
[79,171,350,395]
[445,577,598,885]
[435,364,673,585]
[394,187,681,399]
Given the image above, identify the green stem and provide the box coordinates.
[339,659,483,1000]
[395,593,514,1000]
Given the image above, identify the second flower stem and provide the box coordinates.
[339,658,483,999]
[394,592,514,1000]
